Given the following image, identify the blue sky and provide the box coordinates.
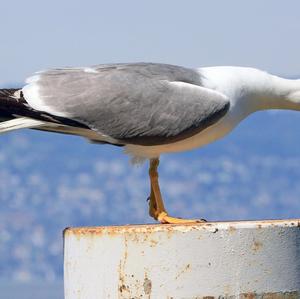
[1,1,300,287]
[1,0,300,86]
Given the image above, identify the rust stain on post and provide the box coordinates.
[63,218,300,237]
[143,277,152,295]
[252,240,263,252]
[212,291,299,298]
[175,263,191,280]
[199,291,299,298]
[228,226,237,234]
[118,236,129,297]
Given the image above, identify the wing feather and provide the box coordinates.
[22,63,230,146]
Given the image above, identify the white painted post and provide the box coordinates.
[64,219,300,298]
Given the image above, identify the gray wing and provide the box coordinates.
[22,63,230,146]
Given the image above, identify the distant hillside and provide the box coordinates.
[0,110,300,281]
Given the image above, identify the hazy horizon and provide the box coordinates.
[1,1,300,298]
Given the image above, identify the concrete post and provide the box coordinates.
[64,219,300,298]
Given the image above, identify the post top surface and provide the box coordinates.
[64,218,300,237]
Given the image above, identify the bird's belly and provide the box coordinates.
[125,114,238,159]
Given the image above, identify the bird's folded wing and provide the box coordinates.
[22,63,230,145]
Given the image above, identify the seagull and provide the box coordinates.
[1,63,300,224]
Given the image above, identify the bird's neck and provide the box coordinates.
[200,66,300,115]
[252,74,300,112]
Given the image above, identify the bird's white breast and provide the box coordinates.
[125,110,238,159]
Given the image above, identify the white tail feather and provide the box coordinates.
[0,117,45,134]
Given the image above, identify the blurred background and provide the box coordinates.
[1,0,300,298]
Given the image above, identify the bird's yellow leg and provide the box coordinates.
[148,158,205,224]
